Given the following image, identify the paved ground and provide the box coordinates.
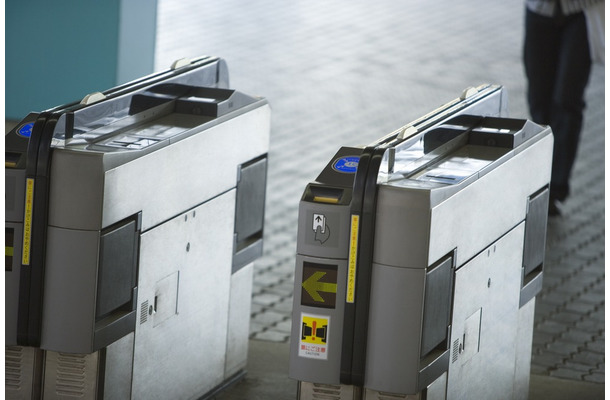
[211,340,605,400]
[156,1,605,392]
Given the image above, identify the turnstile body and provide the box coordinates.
[289,85,551,399]
[6,56,270,399]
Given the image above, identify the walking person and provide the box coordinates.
[523,0,604,216]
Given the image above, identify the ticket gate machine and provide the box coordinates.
[6,56,270,399]
[289,85,552,399]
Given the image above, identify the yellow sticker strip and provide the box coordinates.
[22,178,34,265]
[346,214,359,303]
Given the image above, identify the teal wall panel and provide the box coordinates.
[5,0,157,120]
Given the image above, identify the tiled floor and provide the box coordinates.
[155,0,605,386]
[530,72,605,383]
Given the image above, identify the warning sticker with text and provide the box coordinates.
[299,313,330,360]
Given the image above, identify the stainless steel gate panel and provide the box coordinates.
[513,299,536,400]
[225,262,255,378]
[427,135,553,267]
[46,100,270,233]
[40,103,270,354]
[364,264,427,393]
[132,191,235,400]
[446,223,524,399]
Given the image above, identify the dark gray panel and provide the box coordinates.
[233,156,267,272]
[5,169,26,222]
[421,256,454,357]
[96,219,138,319]
[94,311,137,351]
[523,188,549,276]
[235,157,267,243]
[232,238,263,274]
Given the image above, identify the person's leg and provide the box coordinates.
[523,9,560,125]
[548,12,592,202]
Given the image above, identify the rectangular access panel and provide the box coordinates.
[289,85,552,400]
[5,56,270,400]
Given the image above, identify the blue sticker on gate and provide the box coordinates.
[332,156,360,173]
[17,122,34,138]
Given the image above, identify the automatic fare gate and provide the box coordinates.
[289,85,552,400]
[5,56,270,399]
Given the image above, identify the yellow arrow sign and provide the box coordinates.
[302,271,337,303]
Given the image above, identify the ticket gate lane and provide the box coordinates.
[5,56,270,400]
[290,85,552,399]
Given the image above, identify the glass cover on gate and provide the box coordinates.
[378,121,510,186]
